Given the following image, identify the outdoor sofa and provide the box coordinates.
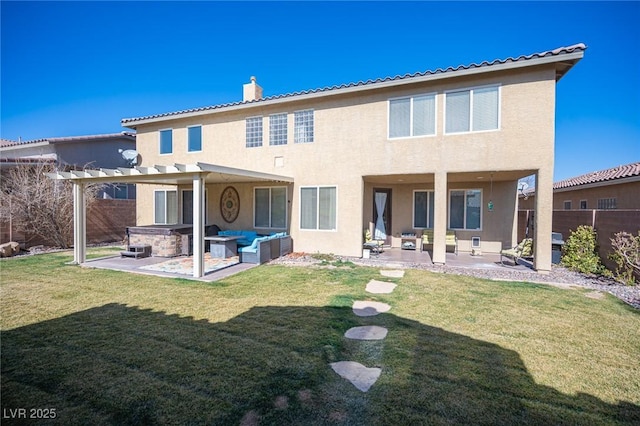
[232,231,292,264]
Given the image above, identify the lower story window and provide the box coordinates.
[300,186,336,230]
[181,190,208,225]
[413,190,434,229]
[154,190,177,224]
[449,189,481,230]
[255,187,287,228]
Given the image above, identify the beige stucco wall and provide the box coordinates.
[132,64,557,265]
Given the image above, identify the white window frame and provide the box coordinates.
[299,185,338,231]
[448,189,482,230]
[269,113,288,146]
[159,128,173,155]
[254,186,288,229]
[154,189,178,225]
[597,198,617,210]
[187,125,203,153]
[413,189,435,229]
[444,85,501,134]
[246,116,263,148]
[388,93,437,139]
[563,200,572,210]
[294,109,314,143]
[579,199,588,210]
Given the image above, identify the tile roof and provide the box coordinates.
[554,161,640,190]
[122,43,586,126]
[0,132,135,147]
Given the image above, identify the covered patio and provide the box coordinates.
[46,162,293,278]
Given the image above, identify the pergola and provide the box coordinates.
[46,162,293,277]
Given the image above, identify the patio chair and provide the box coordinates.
[500,238,533,266]
[363,229,384,256]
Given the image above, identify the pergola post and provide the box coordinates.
[432,171,448,265]
[533,169,552,273]
[192,174,205,278]
[73,181,86,264]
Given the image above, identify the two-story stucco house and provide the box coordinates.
[50,44,585,277]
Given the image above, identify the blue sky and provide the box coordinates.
[1,1,639,181]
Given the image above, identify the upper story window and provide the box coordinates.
[449,189,482,230]
[159,129,173,154]
[445,86,499,134]
[389,94,436,138]
[269,113,288,146]
[255,187,287,228]
[246,116,263,147]
[187,125,202,152]
[294,109,314,143]
[563,201,572,210]
[300,186,337,231]
[580,200,587,210]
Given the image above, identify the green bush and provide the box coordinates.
[608,231,640,286]
[561,225,606,275]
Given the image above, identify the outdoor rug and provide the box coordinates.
[140,254,240,276]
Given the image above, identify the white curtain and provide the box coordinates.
[374,192,387,240]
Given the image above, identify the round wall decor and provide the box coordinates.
[220,186,240,223]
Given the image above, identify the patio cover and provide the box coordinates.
[46,162,293,277]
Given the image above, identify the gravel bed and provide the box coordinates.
[271,253,640,310]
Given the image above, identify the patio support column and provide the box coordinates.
[432,171,448,265]
[533,169,552,274]
[192,174,205,278]
[72,181,86,265]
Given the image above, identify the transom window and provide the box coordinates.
[445,86,499,134]
[269,113,288,146]
[154,190,177,224]
[159,129,173,154]
[294,109,314,143]
[389,94,436,138]
[255,187,287,228]
[449,189,482,230]
[300,186,337,231]
[246,116,263,147]
[413,190,434,229]
[187,125,202,152]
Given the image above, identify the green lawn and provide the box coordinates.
[1,250,639,425]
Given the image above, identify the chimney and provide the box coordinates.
[243,76,263,102]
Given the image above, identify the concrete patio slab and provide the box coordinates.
[366,279,397,294]
[330,361,381,392]
[352,300,391,317]
[344,325,388,340]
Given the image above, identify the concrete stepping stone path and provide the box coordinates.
[380,269,404,278]
[344,325,388,340]
[330,361,382,392]
[366,279,397,294]
[352,300,391,317]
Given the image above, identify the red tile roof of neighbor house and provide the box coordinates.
[121,43,586,126]
[554,161,640,190]
[0,132,135,147]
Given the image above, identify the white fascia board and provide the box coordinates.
[123,52,584,128]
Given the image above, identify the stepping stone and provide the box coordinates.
[366,279,397,294]
[352,300,391,317]
[345,325,388,340]
[330,361,382,392]
[380,269,404,278]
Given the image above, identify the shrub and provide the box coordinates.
[561,225,606,275]
[608,231,640,286]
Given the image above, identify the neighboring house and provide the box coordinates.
[50,44,586,276]
[519,161,640,210]
[0,132,138,199]
[1,132,138,246]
